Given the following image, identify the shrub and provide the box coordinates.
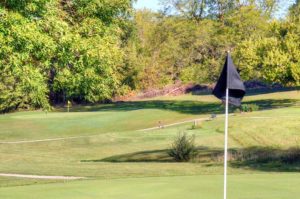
[241,104,259,112]
[168,132,197,162]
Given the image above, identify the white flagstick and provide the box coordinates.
[224,88,229,199]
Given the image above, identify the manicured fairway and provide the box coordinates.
[0,109,205,141]
[1,174,299,199]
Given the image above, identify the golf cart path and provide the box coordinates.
[0,173,85,180]
[137,117,208,131]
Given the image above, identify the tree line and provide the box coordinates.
[0,0,299,112]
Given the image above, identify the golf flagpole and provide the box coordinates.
[224,87,229,199]
[212,51,246,199]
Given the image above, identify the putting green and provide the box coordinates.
[0,174,299,199]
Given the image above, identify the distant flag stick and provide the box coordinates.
[67,100,71,113]
[212,51,246,199]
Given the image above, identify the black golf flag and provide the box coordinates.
[212,53,246,106]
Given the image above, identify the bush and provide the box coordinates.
[241,104,259,112]
[168,132,197,162]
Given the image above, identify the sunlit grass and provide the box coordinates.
[0,90,300,198]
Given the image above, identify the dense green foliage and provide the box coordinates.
[130,0,300,89]
[0,0,133,112]
[240,103,260,112]
[0,0,299,112]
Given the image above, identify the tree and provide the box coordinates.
[0,0,297,112]
[163,0,208,21]
[235,20,300,86]
[0,0,135,112]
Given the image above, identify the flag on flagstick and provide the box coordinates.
[212,52,245,199]
[213,53,245,106]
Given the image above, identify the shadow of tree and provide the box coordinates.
[82,147,222,163]
[245,87,300,96]
[245,99,298,110]
[82,146,300,172]
[192,87,300,96]
[70,99,298,115]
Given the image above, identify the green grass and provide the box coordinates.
[1,174,300,199]
[2,107,299,179]
[0,90,300,198]
[0,177,59,188]
[0,109,205,141]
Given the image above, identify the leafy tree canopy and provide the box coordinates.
[0,0,299,112]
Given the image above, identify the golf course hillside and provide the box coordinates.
[0,89,299,199]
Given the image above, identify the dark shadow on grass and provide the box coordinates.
[229,146,300,172]
[81,147,221,163]
[65,101,222,114]
[82,146,300,172]
[244,99,298,110]
[192,87,300,96]
[67,99,298,115]
[213,146,300,172]
[245,87,300,97]
[82,149,173,163]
